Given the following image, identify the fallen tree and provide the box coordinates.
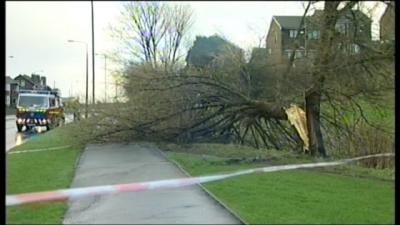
[92,1,393,161]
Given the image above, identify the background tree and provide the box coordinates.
[185,35,242,68]
[109,1,193,70]
[246,47,271,100]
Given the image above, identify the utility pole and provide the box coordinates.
[91,0,95,104]
[104,55,107,102]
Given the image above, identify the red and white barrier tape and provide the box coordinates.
[6,153,394,206]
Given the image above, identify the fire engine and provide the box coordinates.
[16,89,65,132]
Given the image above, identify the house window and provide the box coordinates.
[20,80,25,87]
[295,51,303,59]
[335,23,346,34]
[285,49,304,59]
[351,44,360,54]
[287,51,292,59]
[275,33,277,43]
[308,30,320,40]
[289,30,298,38]
[268,48,272,55]
[313,31,320,39]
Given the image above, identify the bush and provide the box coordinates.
[326,123,394,169]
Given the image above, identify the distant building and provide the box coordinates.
[9,74,53,106]
[5,76,19,106]
[266,16,306,67]
[14,74,36,90]
[380,2,395,42]
[265,9,372,67]
[14,74,51,91]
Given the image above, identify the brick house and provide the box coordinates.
[265,10,372,67]
[5,76,19,106]
[265,16,306,67]
[14,74,36,90]
[14,74,50,90]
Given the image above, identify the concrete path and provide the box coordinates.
[63,143,242,224]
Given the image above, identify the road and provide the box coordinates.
[5,114,73,152]
[63,143,242,224]
[6,116,26,152]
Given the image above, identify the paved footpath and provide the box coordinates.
[63,143,242,224]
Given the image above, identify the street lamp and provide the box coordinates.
[91,0,96,105]
[7,56,15,76]
[68,39,88,119]
[96,53,107,103]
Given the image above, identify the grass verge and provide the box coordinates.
[161,143,395,224]
[6,123,88,224]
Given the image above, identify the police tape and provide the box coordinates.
[6,153,394,206]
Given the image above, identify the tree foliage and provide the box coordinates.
[186,35,243,68]
[110,2,193,70]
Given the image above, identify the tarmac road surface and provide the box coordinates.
[63,143,242,224]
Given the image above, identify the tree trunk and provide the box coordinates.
[304,1,340,157]
[305,87,326,157]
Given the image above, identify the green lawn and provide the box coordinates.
[164,144,395,224]
[322,92,395,132]
[6,123,86,224]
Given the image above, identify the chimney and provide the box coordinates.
[40,76,46,86]
[31,74,40,84]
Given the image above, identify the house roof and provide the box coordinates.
[273,16,303,29]
[311,9,371,21]
[14,74,36,85]
[273,9,371,30]
[6,76,18,84]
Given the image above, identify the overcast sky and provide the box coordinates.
[6,1,386,102]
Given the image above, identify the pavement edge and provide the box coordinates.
[154,146,248,225]
[62,145,87,225]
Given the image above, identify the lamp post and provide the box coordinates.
[91,0,96,104]
[6,55,15,74]
[68,39,88,119]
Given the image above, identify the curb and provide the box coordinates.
[155,145,248,225]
